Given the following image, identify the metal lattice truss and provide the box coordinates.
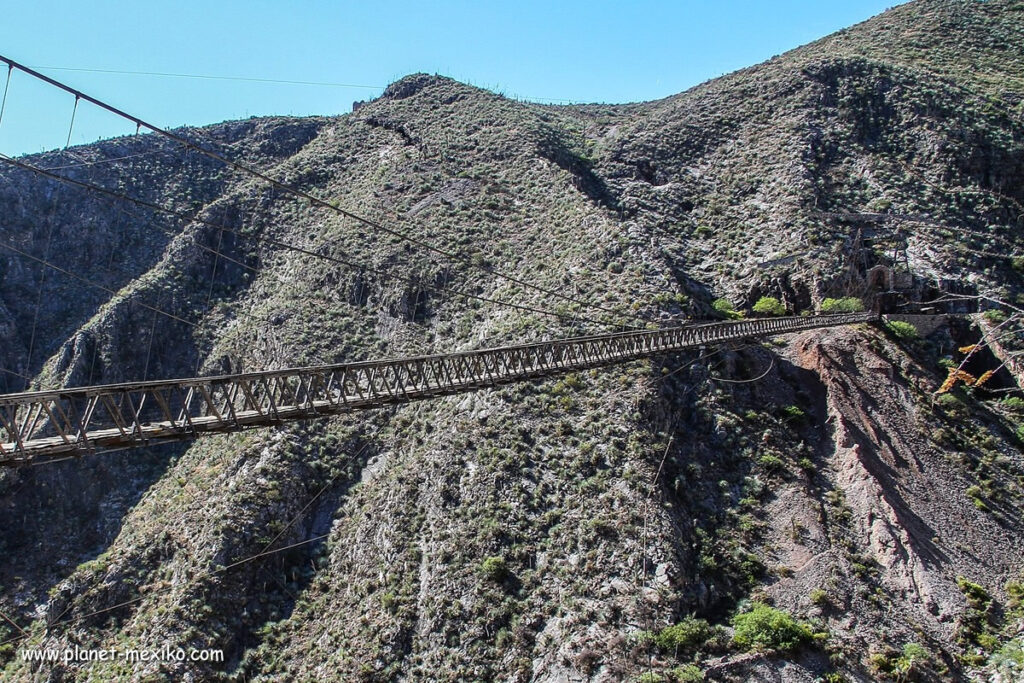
[0,313,875,464]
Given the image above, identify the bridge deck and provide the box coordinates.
[0,312,876,464]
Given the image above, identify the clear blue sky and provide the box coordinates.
[0,1,905,156]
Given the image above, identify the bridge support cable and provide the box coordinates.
[0,312,876,465]
[0,54,646,331]
[22,94,82,390]
[0,239,199,329]
[0,65,11,129]
[0,153,619,330]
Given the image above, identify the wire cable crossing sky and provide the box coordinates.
[27,66,386,90]
[0,1,905,156]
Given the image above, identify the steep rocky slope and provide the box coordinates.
[2,1,1024,681]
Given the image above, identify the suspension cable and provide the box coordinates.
[0,65,11,129]
[0,156,626,391]
[0,152,618,328]
[23,95,79,388]
[0,54,645,330]
[0,238,197,327]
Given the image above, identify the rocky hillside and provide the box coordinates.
[2,0,1024,680]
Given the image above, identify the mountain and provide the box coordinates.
[2,0,1024,680]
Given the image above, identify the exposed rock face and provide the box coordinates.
[790,328,1021,661]
[2,1,1024,681]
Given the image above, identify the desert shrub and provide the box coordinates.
[713,298,741,319]
[956,576,991,609]
[966,485,989,511]
[752,296,786,316]
[635,673,664,683]
[869,651,895,675]
[990,639,1024,677]
[671,664,704,682]
[1007,577,1023,614]
[1002,396,1024,413]
[820,297,864,313]
[653,617,715,656]
[479,556,508,582]
[874,643,936,675]
[983,308,1008,323]
[895,642,930,676]
[956,576,1000,653]
[936,392,968,418]
[886,320,919,340]
[731,603,814,652]
[781,405,806,421]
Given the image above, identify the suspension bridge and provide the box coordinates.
[0,55,890,466]
[0,312,875,464]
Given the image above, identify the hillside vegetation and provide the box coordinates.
[2,1,1024,680]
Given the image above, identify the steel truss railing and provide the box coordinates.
[0,313,876,464]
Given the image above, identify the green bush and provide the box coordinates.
[653,617,714,656]
[635,673,664,683]
[896,642,929,675]
[671,664,704,682]
[820,297,864,313]
[731,603,814,652]
[869,651,895,674]
[781,405,806,421]
[936,392,968,418]
[886,320,919,340]
[966,485,989,511]
[713,298,742,319]
[1003,396,1024,413]
[874,642,936,675]
[991,639,1024,677]
[956,576,991,609]
[955,575,1001,654]
[479,556,508,583]
[752,296,786,316]
[984,309,1008,323]
[1007,578,1023,614]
